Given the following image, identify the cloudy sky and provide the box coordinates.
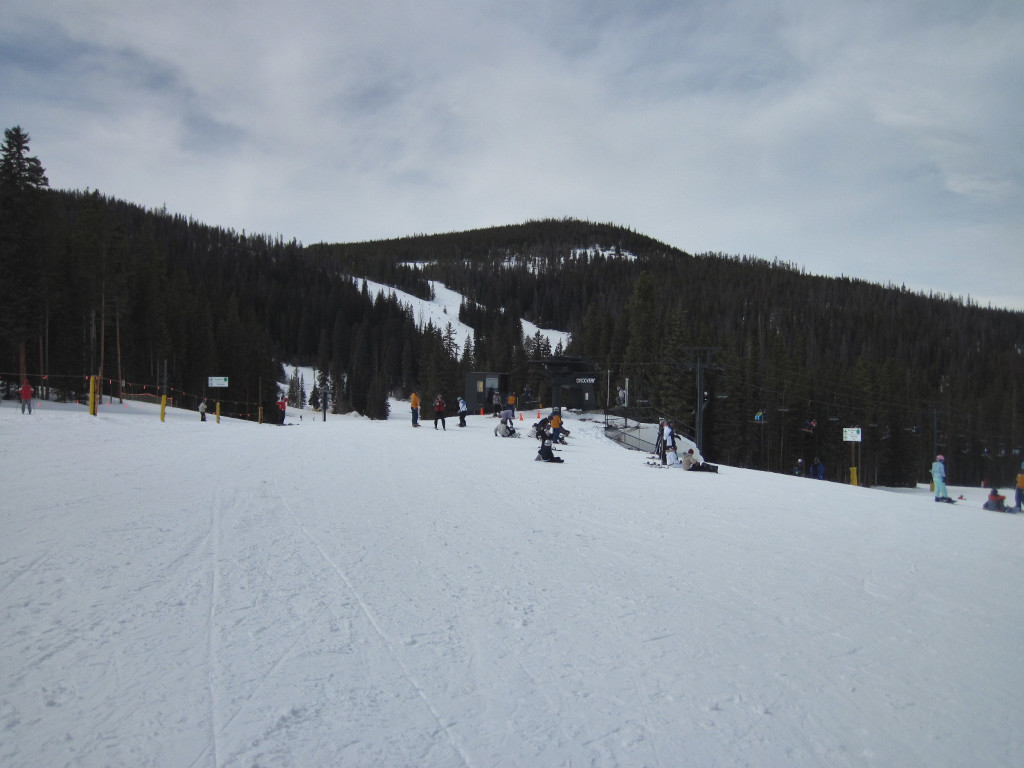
[4,0,1022,309]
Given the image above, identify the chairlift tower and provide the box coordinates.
[677,347,720,453]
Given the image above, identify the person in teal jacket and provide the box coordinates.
[931,454,952,503]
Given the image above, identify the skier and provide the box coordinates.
[663,420,679,466]
[199,399,208,421]
[19,378,33,414]
[457,396,468,427]
[931,454,953,503]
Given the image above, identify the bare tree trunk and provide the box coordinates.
[116,308,123,403]
[98,281,106,402]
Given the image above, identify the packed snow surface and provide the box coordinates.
[2,399,1022,767]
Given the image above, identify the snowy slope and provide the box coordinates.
[355,278,571,353]
[2,399,1022,767]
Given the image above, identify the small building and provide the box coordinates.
[534,355,598,411]
[464,372,509,414]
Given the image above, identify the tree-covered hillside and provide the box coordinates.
[3,126,1021,487]
[313,219,1024,488]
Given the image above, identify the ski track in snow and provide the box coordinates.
[270,472,474,768]
[2,400,1023,766]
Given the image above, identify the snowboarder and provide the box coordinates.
[457,396,468,427]
[681,448,719,473]
[536,438,563,463]
[410,390,421,427]
[932,454,953,503]
[550,410,564,445]
[983,488,1010,513]
[529,416,550,440]
[19,378,33,414]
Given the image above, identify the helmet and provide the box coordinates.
[936,455,945,461]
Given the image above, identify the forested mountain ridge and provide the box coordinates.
[2,126,1020,487]
[310,219,1024,488]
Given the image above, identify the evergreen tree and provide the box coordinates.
[0,126,50,378]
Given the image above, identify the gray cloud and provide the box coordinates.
[3,0,1021,309]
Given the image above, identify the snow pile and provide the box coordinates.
[1,399,1021,767]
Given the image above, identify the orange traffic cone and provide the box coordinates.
[519,412,524,421]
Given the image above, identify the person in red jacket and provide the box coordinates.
[433,393,446,431]
[19,378,34,414]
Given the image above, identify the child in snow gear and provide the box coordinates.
[550,411,564,444]
[932,455,953,503]
[983,488,1010,513]
[537,438,563,463]
[457,396,468,427]
[530,416,550,440]
[495,408,518,437]
[199,400,208,421]
[433,394,446,430]
[494,421,518,437]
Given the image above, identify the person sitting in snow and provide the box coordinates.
[983,488,1009,512]
[530,416,550,440]
[536,437,564,463]
[682,448,719,473]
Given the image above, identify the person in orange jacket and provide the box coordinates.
[1015,461,1024,511]
[550,410,563,444]
[410,390,420,427]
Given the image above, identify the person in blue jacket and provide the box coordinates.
[931,454,952,503]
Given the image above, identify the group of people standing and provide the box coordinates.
[409,390,469,430]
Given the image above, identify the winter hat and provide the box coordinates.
[936,454,945,461]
